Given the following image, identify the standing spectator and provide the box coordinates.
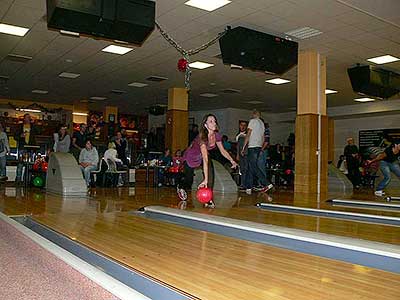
[367,141,400,196]
[344,137,361,188]
[236,121,248,190]
[114,131,128,166]
[241,110,273,194]
[71,123,87,161]
[86,122,97,141]
[79,140,99,187]
[15,113,38,183]
[0,123,10,180]
[53,125,70,153]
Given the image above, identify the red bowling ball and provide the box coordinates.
[196,187,213,203]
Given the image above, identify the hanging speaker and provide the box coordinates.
[47,0,155,45]
[219,26,298,75]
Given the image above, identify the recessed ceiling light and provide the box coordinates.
[102,45,133,55]
[59,72,80,79]
[32,90,48,94]
[367,55,400,64]
[246,101,263,104]
[184,0,231,11]
[189,61,214,69]
[72,112,88,116]
[128,82,148,88]
[325,89,338,95]
[6,54,32,62]
[354,97,375,102]
[222,88,241,94]
[285,27,322,40]
[146,76,168,82]
[0,23,29,36]
[200,93,218,98]
[90,96,107,100]
[111,89,126,94]
[265,78,291,85]
[60,30,80,37]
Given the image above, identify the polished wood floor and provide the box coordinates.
[1,185,399,300]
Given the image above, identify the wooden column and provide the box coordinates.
[72,102,88,124]
[295,50,328,194]
[165,88,188,153]
[104,106,118,123]
[328,117,335,163]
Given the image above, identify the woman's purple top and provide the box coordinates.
[183,132,222,168]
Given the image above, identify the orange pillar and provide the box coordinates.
[295,50,328,195]
[165,88,188,153]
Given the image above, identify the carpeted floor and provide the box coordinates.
[0,218,119,300]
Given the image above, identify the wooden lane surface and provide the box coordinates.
[1,187,400,245]
[31,211,400,300]
[0,187,400,299]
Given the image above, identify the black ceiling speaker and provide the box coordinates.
[219,26,298,75]
[46,0,155,46]
[347,65,400,99]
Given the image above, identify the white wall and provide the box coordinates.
[334,114,399,162]
[148,108,296,144]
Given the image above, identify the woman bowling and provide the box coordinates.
[178,114,238,208]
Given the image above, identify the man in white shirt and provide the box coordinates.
[241,110,273,194]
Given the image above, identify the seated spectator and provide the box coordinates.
[79,140,99,187]
[104,142,122,165]
[104,142,127,186]
[222,135,232,151]
[158,148,172,187]
[172,149,184,168]
[169,149,184,186]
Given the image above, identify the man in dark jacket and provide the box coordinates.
[343,137,361,188]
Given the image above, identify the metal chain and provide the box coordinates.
[155,21,228,90]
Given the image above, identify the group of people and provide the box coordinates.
[339,137,400,196]
[0,113,130,187]
[236,110,274,194]
[61,124,130,187]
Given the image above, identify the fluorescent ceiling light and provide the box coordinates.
[246,101,263,104]
[367,55,400,64]
[285,27,322,40]
[184,0,231,11]
[73,112,88,116]
[90,96,107,100]
[354,97,375,102]
[325,89,338,95]
[0,23,29,36]
[59,72,80,79]
[60,30,80,37]
[32,90,48,94]
[189,61,214,69]
[265,78,291,85]
[200,93,218,98]
[18,108,41,113]
[128,82,148,88]
[102,45,133,55]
